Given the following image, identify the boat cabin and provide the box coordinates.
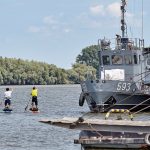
[98,37,147,83]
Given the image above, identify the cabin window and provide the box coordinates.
[102,55,110,65]
[125,55,132,64]
[112,55,123,65]
[139,55,141,63]
[134,55,137,64]
[147,58,150,65]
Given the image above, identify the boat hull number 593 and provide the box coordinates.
[117,82,131,91]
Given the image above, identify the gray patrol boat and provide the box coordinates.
[79,0,150,112]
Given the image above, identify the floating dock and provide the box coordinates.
[74,131,149,149]
[40,117,150,133]
[40,117,150,149]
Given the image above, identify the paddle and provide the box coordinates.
[25,98,31,111]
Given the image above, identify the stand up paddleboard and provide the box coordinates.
[29,107,40,113]
[3,107,12,113]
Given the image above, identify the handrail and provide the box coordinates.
[105,109,133,121]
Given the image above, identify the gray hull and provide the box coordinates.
[78,0,150,113]
[80,80,150,112]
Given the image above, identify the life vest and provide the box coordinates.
[31,89,38,97]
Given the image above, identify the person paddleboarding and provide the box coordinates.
[3,88,13,112]
[30,86,39,112]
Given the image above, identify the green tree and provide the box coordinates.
[76,45,99,70]
[71,63,96,82]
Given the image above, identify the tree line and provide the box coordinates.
[0,45,99,85]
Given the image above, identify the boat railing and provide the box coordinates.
[105,109,133,120]
[98,37,144,51]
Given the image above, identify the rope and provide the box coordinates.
[132,105,150,115]
[134,70,149,77]
[88,123,103,137]
[103,70,150,112]
[73,111,104,139]
[103,93,134,112]
[129,97,150,111]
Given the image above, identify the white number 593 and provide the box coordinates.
[117,82,131,91]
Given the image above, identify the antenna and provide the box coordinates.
[121,0,127,38]
[141,0,143,40]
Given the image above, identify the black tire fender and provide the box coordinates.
[145,134,150,145]
[79,92,85,106]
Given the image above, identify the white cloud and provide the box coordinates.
[106,2,120,17]
[43,16,58,25]
[28,26,41,33]
[90,20,102,28]
[126,12,134,18]
[90,4,105,16]
[77,2,136,30]
[77,12,102,29]
[28,14,72,36]
[64,28,71,33]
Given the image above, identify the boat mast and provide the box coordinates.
[121,0,127,38]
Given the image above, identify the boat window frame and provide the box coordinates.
[139,55,141,64]
[133,54,138,64]
[124,55,132,65]
[102,55,110,65]
[112,55,123,65]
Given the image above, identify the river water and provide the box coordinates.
[0,85,88,150]
[0,85,149,150]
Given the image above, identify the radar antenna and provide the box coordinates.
[121,0,127,38]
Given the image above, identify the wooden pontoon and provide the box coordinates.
[40,117,150,133]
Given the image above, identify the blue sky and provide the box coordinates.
[0,0,149,69]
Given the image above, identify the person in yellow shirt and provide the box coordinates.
[31,86,38,110]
